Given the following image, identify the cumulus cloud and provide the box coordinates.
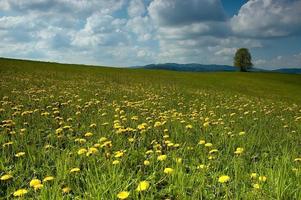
[255,52,301,69]
[148,0,226,26]
[0,0,300,68]
[1,0,126,16]
[231,0,301,37]
[126,16,154,41]
[128,0,146,17]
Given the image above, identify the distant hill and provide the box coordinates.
[272,68,301,74]
[133,63,238,72]
[133,63,301,74]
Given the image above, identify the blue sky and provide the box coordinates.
[0,0,300,69]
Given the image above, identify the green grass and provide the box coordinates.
[0,57,301,199]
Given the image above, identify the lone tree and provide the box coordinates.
[234,48,253,72]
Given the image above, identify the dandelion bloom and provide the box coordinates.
[114,151,124,158]
[33,183,43,190]
[2,141,13,147]
[294,158,301,162]
[62,187,71,193]
[198,140,205,145]
[238,131,245,136]
[117,191,129,199]
[77,148,87,155]
[84,132,93,137]
[164,168,174,174]
[13,189,28,197]
[112,160,120,165]
[204,143,212,147]
[203,122,210,127]
[157,155,167,161]
[0,174,13,181]
[136,181,150,192]
[185,124,193,129]
[70,168,80,173]
[87,147,99,156]
[250,173,257,179]
[144,160,150,166]
[253,183,260,189]
[258,176,267,182]
[30,179,41,187]
[43,176,54,182]
[218,175,230,183]
[15,152,25,157]
[234,147,244,155]
[197,164,206,170]
[209,149,218,154]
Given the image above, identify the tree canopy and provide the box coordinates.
[234,48,253,72]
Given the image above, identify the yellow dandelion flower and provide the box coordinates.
[62,187,71,193]
[154,121,162,127]
[250,173,257,179]
[294,158,301,162]
[87,147,98,155]
[176,158,182,164]
[203,122,210,128]
[70,168,80,173]
[209,149,218,154]
[253,183,260,189]
[30,179,41,187]
[85,132,93,137]
[15,152,25,157]
[144,160,150,166]
[13,189,28,197]
[2,141,13,147]
[197,164,206,170]
[198,140,205,145]
[258,176,267,182]
[164,168,174,174]
[112,160,120,165]
[157,155,167,161]
[239,131,245,136]
[234,147,244,155]
[77,148,87,155]
[204,143,212,147]
[185,124,193,129]
[33,183,43,190]
[136,181,150,192]
[145,150,153,155]
[114,151,124,158]
[43,176,54,182]
[0,174,13,181]
[218,175,230,183]
[117,191,129,199]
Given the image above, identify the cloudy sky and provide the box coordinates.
[0,0,301,69]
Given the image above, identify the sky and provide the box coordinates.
[0,0,301,69]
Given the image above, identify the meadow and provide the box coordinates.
[0,58,301,199]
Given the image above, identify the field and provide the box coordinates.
[1,58,301,199]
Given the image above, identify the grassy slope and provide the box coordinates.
[1,57,301,103]
[0,58,301,199]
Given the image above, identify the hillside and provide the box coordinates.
[134,63,301,74]
[1,57,301,103]
[0,57,301,199]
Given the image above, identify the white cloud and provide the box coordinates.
[1,0,126,16]
[231,0,301,37]
[128,0,146,17]
[148,0,226,26]
[0,0,300,68]
[126,16,154,41]
[254,52,301,69]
